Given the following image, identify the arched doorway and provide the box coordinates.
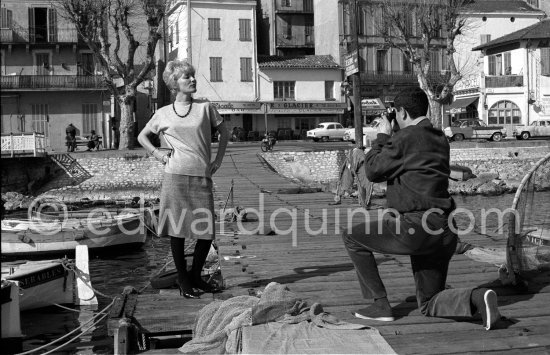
[488,100,521,136]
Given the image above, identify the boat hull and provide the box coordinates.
[3,261,75,311]
[2,217,147,257]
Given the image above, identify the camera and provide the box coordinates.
[386,106,400,132]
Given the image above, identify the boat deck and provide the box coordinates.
[119,150,550,354]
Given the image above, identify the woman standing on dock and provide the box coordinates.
[138,59,229,298]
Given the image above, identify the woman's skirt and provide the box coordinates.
[158,173,215,240]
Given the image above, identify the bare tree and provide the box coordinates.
[371,0,471,127]
[55,0,167,149]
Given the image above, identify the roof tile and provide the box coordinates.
[258,55,341,69]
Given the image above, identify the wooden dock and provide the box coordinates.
[110,148,550,354]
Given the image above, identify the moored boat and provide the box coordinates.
[1,279,22,352]
[1,209,148,257]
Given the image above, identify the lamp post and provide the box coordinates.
[349,0,363,149]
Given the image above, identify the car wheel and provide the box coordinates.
[521,132,530,140]
[491,132,503,142]
[321,136,329,142]
[453,134,465,142]
[313,138,319,142]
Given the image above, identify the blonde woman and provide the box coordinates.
[138,60,229,298]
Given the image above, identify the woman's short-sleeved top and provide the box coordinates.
[146,99,223,178]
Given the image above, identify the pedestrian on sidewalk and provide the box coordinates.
[342,87,501,330]
[86,130,100,151]
[137,59,229,299]
[65,123,77,152]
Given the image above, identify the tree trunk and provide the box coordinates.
[118,98,135,150]
[428,99,442,129]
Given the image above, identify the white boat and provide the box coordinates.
[1,209,148,256]
[1,246,97,311]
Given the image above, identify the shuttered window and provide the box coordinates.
[240,57,252,82]
[31,104,49,136]
[175,22,179,44]
[430,50,440,72]
[541,48,550,76]
[325,81,335,100]
[1,8,13,28]
[48,8,57,42]
[210,57,222,82]
[239,19,251,41]
[274,81,295,101]
[504,52,511,74]
[82,103,98,135]
[208,18,221,40]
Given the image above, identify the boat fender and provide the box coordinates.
[74,230,87,241]
[17,232,33,244]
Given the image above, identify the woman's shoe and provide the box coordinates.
[176,280,200,299]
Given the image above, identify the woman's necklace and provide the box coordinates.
[172,100,193,118]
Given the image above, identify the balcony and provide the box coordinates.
[0,27,80,44]
[276,34,315,48]
[275,0,314,13]
[485,75,523,88]
[1,75,106,90]
[360,70,451,85]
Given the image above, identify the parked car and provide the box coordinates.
[306,122,347,142]
[343,118,382,144]
[513,119,550,140]
[444,119,507,142]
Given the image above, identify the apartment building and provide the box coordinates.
[258,55,346,137]
[0,0,109,151]
[450,0,545,132]
[164,0,259,132]
[258,0,315,56]
[473,19,550,131]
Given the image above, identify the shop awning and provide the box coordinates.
[445,97,479,114]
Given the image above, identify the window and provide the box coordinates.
[304,0,313,12]
[175,22,179,44]
[208,18,221,40]
[28,8,57,43]
[325,81,335,100]
[403,53,411,72]
[278,118,290,129]
[305,19,313,44]
[169,26,173,49]
[82,103,98,135]
[1,8,13,28]
[31,104,49,137]
[503,52,511,74]
[541,48,550,76]
[78,52,95,76]
[283,16,292,39]
[210,57,222,82]
[488,100,521,125]
[480,34,491,45]
[283,0,292,7]
[34,52,50,75]
[488,54,503,76]
[274,81,295,101]
[240,57,252,82]
[239,19,251,41]
[376,50,387,73]
[430,50,440,72]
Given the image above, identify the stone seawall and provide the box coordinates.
[37,153,165,203]
[260,144,550,196]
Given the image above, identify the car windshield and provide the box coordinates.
[451,121,463,127]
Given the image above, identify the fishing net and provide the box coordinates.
[503,152,550,285]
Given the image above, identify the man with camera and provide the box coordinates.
[342,87,501,330]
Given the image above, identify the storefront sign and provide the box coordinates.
[361,98,386,110]
[266,102,347,114]
[211,102,263,115]
[344,50,359,77]
[454,74,480,92]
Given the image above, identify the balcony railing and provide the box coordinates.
[360,70,450,85]
[276,34,315,47]
[1,75,106,90]
[1,133,47,158]
[1,28,14,43]
[0,27,80,44]
[485,75,523,88]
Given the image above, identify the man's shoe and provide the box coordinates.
[354,303,395,322]
[472,288,500,330]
